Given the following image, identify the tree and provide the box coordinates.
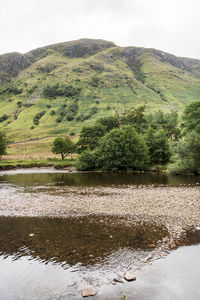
[146,110,180,140]
[182,101,200,134]
[0,131,8,159]
[95,126,149,171]
[76,124,106,152]
[76,150,96,171]
[145,127,171,165]
[96,116,119,132]
[169,131,200,174]
[52,137,75,159]
[120,106,147,133]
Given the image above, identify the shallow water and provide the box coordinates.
[0,169,200,188]
[0,215,170,300]
[0,170,200,299]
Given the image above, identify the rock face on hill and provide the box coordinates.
[25,39,116,62]
[0,38,200,142]
[0,52,30,78]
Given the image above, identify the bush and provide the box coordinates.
[0,114,8,123]
[76,150,96,170]
[50,110,56,116]
[56,116,62,123]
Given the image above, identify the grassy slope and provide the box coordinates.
[0,40,200,147]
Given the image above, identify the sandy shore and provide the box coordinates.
[0,184,199,237]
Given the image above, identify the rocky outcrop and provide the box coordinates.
[0,52,30,77]
[26,39,116,62]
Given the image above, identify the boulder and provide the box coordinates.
[81,288,97,297]
[124,271,136,281]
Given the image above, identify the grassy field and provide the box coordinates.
[3,135,78,161]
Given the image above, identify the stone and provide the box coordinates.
[124,272,136,281]
[113,277,124,284]
[81,288,97,297]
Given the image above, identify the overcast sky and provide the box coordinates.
[0,0,200,59]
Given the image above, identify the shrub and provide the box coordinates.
[50,110,56,116]
[76,150,96,171]
[0,114,9,123]
[17,101,22,107]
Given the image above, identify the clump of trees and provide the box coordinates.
[33,111,46,125]
[43,83,81,99]
[0,84,23,95]
[52,137,76,160]
[76,108,173,171]
[169,101,200,174]
[51,101,200,174]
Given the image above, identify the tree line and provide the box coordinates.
[0,101,199,175]
[51,101,200,174]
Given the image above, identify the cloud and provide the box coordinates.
[0,0,200,59]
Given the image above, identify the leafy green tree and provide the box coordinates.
[145,127,171,165]
[120,106,147,133]
[96,116,119,132]
[95,126,149,171]
[169,131,200,174]
[0,131,8,159]
[147,110,180,140]
[77,124,106,152]
[52,137,75,159]
[182,101,200,134]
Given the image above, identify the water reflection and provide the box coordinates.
[0,171,199,188]
[0,216,168,267]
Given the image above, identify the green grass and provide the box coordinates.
[0,157,76,170]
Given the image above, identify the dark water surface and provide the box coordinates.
[0,170,200,299]
[0,169,200,188]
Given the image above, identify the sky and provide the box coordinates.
[0,0,200,59]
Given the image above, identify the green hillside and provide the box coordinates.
[0,38,200,142]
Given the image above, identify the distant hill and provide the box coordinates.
[0,38,200,142]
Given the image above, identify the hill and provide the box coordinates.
[0,38,200,142]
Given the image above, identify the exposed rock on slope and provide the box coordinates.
[0,52,30,78]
